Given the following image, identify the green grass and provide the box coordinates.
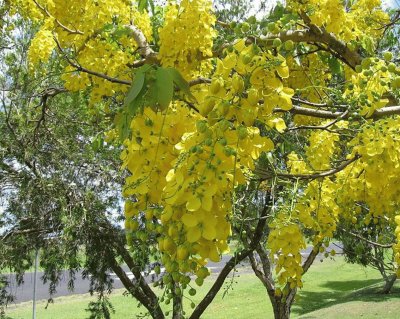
[5,257,400,319]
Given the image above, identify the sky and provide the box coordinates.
[246,0,399,20]
[383,0,400,8]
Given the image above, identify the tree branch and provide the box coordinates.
[302,245,320,274]
[125,24,158,62]
[32,0,83,35]
[274,104,400,120]
[54,37,131,86]
[256,21,362,69]
[108,257,164,319]
[338,228,394,249]
[288,109,350,132]
[256,154,361,181]
[189,77,211,86]
[114,239,161,310]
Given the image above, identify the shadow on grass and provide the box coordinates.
[292,279,400,316]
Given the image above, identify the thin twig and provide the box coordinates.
[54,37,131,85]
[33,0,83,35]
[256,154,361,181]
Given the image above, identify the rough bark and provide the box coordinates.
[382,274,397,294]
[108,256,165,319]
[172,288,184,319]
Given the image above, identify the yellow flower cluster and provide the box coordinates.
[20,0,153,105]
[158,0,216,79]
[305,122,341,170]
[267,178,340,290]
[337,118,400,216]
[286,152,310,175]
[285,54,331,125]
[344,59,393,117]
[268,219,306,289]
[122,102,274,283]
[196,40,293,130]
[287,0,388,43]
[297,180,340,239]
[121,39,297,282]
[9,0,43,20]
[27,22,56,69]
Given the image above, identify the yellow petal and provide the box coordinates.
[182,213,199,228]
[276,65,289,78]
[270,118,287,133]
[278,89,293,111]
[202,223,216,240]
[202,195,213,212]
[187,227,202,243]
[264,77,283,90]
[186,195,202,212]
[209,244,220,262]
[166,169,175,182]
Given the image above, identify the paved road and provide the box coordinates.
[4,244,342,304]
[3,256,233,304]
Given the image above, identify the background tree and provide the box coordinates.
[0,17,165,318]
[336,213,397,294]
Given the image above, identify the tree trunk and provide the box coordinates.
[272,297,292,319]
[172,287,183,319]
[382,273,397,294]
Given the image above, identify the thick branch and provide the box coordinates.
[302,245,320,274]
[372,105,400,118]
[189,77,211,86]
[249,245,276,294]
[108,258,164,319]
[126,25,158,63]
[258,23,361,69]
[300,11,361,69]
[114,240,161,309]
[274,104,400,120]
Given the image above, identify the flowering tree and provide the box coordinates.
[3,0,400,318]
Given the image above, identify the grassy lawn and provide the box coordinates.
[5,256,400,319]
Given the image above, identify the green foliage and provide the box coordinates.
[0,20,135,318]
[119,65,193,141]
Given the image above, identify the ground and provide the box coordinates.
[4,256,400,319]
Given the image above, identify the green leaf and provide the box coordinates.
[91,135,104,151]
[360,36,375,55]
[118,112,131,142]
[113,26,132,38]
[156,67,174,110]
[124,65,152,114]
[125,73,144,106]
[149,0,155,15]
[328,57,342,75]
[168,68,196,101]
[138,0,148,12]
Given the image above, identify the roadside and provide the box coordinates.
[2,243,342,304]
